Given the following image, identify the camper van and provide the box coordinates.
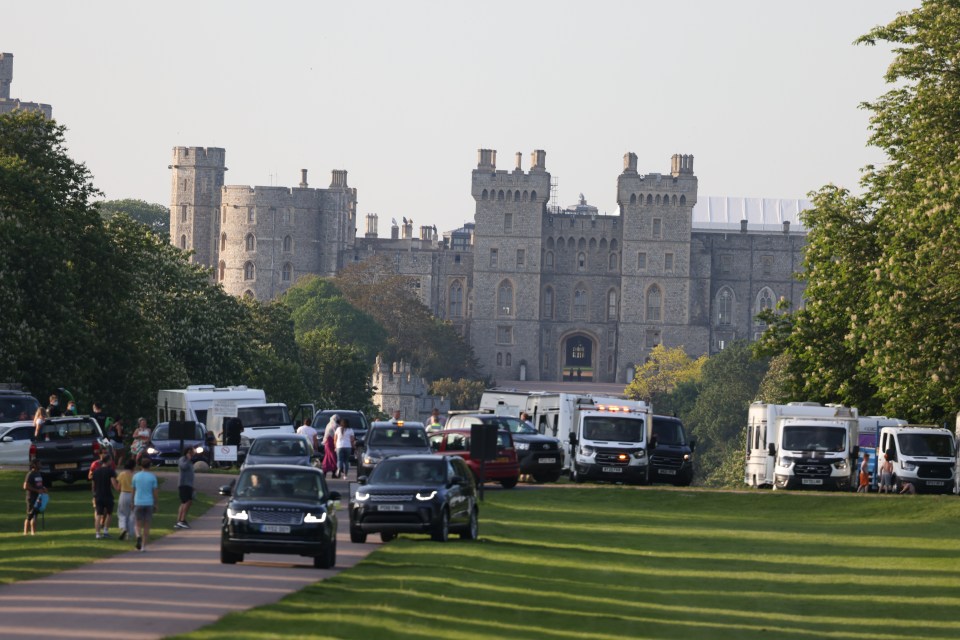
[857,416,908,491]
[745,402,859,490]
[479,389,530,417]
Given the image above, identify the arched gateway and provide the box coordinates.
[561,333,595,382]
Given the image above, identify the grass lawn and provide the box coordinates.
[0,468,213,583]
[175,486,960,640]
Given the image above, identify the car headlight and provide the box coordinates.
[227,508,249,521]
[147,447,158,455]
[303,512,327,524]
[901,462,916,472]
[632,449,646,460]
[683,453,691,461]
[833,459,848,470]
[515,442,529,451]
[779,457,794,468]
[355,491,370,502]
[363,454,381,465]
[194,445,205,454]
[580,445,594,456]
[416,491,437,501]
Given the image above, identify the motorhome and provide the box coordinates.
[857,416,908,491]
[525,393,653,484]
[745,402,859,490]
[877,425,956,494]
[479,388,531,418]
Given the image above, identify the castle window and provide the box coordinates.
[523,190,528,201]
[610,238,618,251]
[573,288,587,320]
[221,206,227,224]
[578,238,586,250]
[646,284,662,322]
[220,233,226,251]
[680,195,686,205]
[245,233,256,252]
[655,195,661,205]
[180,205,188,223]
[607,354,613,375]
[717,288,733,326]
[497,352,503,366]
[607,332,616,348]
[497,280,514,317]
[489,248,498,268]
[247,207,255,223]
[665,252,674,272]
[283,235,292,252]
[671,195,677,205]
[497,326,513,345]
[482,189,488,200]
[180,234,187,250]
[506,353,512,366]
[516,248,525,267]
[630,194,637,204]
[720,254,732,274]
[243,290,254,298]
[243,261,255,281]
[637,252,647,270]
[449,281,463,318]
[646,194,653,205]
[454,254,461,264]
[282,263,293,282]
[653,218,662,239]
[498,190,504,201]
[543,286,554,319]
[218,261,225,281]
[514,190,520,201]
[577,252,586,272]
[756,287,775,317]
[645,329,661,348]
[761,254,774,275]
[506,190,512,202]
[504,213,513,233]
[545,251,554,269]
[530,190,537,200]
[609,252,618,270]
[282,209,291,225]
[607,290,618,321]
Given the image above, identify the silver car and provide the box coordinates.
[0,421,34,465]
[241,434,316,469]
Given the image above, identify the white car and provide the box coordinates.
[0,421,35,465]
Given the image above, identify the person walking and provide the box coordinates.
[90,450,119,539]
[131,457,159,551]
[321,415,338,478]
[116,458,136,540]
[335,417,355,479]
[23,460,47,535]
[297,417,320,455]
[176,446,195,529]
[857,452,870,493]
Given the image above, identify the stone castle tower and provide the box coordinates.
[0,53,53,118]
[169,147,357,299]
[371,356,450,422]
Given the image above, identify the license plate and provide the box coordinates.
[659,469,677,476]
[602,466,623,473]
[55,463,76,470]
[928,481,944,486]
[261,524,290,533]
[378,504,404,512]
[497,456,510,463]
[539,457,556,464]
[801,478,823,485]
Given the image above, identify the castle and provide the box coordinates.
[0,53,52,118]
[170,146,807,384]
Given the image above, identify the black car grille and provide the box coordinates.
[250,510,303,525]
[595,451,630,466]
[370,493,414,502]
[651,455,683,469]
[794,462,831,478]
[918,463,953,479]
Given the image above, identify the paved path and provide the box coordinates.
[0,472,375,640]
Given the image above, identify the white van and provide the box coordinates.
[877,425,956,494]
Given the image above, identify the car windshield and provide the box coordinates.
[0,395,40,424]
[38,420,100,440]
[235,468,323,499]
[483,416,536,434]
[152,423,205,441]
[237,405,291,427]
[899,433,955,457]
[782,426,846,452]
[653,419,686,446]
[368,427,429,448]
[369,458,446,485]
[249,437,309,456]
[582,417,644,443]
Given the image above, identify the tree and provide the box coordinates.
[624,345,706,404]
[429,378,487,410]
[298,329,377,412]
[98,199,170,240]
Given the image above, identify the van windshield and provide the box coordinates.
[582,417,644,443]
[652,419,686,445]
[899,433,954,457]
[782,426,846,452]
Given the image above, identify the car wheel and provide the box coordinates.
[350,526,367,544]
[380,532,396,543]
[571,468,584,484]
[431,508,450,542]
[460,507,478,540]
[220,547,243,564]
[499,477,518,489]
[532,471,561,483]
[314,536,336,569]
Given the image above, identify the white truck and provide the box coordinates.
[877,425,956,494]
[525,393,654,484]
[744,402,859,490]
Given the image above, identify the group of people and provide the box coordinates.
[296,415,355,478]
[857,451,916,494]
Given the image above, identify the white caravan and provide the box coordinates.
[745,402,859,490]
[877,425,956,494]
[479,389,531,417]
[525,393,653,484]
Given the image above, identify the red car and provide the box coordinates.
[429,428,520,489]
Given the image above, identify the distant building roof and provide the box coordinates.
[692,196,812,232]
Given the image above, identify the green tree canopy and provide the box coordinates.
[624,344,706,404]
[98,199,170,240]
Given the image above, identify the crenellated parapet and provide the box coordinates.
[617,152,698,209]
[472,148,551,204]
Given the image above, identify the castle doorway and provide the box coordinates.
[561,334,594,382]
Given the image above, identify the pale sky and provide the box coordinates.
[3,0,918,232]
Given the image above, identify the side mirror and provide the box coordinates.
[450,474,466,486]
[328,490,342,501]
[768,442,777,457]
[689,437,697,452]
[218,484,232,496]
[1,435,13,443]
[357,475,368,485]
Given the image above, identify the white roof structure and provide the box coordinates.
[692,196,812,232]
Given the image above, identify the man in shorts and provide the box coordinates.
[23,460,47,535]
[90,450,119,538]
[131,457,159,551]
[176,446,195,529]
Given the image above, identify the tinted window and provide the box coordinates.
[369,458,446,484]
[368,427,428,448]
[782,426,846,452]
[899,433,955,457]
[152,423,205,440]
[236,468,323,499]
[0,395,40,423]
[487,416,536,434]
[249,437,309,456]
[652,418,686,445]
[237,405,291,427]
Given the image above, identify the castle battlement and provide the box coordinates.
[170,146,226,168]
[472,148,551,202]
[617,152,698,208]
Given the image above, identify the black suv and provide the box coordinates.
[358,423,432,478]
[444,414,564,483]
[349,454,478,543]
[650,415,695,486]
[313,410,370,461]
[0,388,40,424]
